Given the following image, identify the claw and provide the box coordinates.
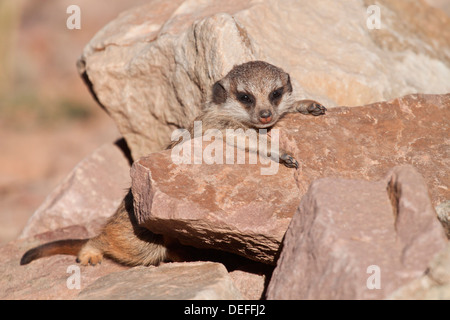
[308,103,327,116]
[280,153,299,169]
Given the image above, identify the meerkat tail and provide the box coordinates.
[20,239,89,265]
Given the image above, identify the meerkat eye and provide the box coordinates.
[237,92,254,105]
[270,88,284,100]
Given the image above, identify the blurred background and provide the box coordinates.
[0,0,148,244]
[0,0,449,246]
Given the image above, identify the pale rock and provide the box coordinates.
[78,0,450,159]
[19,140,131,238]
[77,262,243,300]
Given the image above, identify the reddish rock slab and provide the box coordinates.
[266,165,447,300]
[131,147,300,265]
[277,93,449,207]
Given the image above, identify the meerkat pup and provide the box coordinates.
[20,61,326,267]
[169,60,326,168]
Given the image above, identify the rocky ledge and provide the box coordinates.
[1,0,449,299]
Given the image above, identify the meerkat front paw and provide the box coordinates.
[280,153,299,169]
[306,102,327,116]
[76,243,103,266]
[293,99,327,116]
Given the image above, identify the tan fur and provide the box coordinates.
[20,61,326,267]
[75,190,168,266]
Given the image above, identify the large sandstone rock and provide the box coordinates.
[266,166,447,300]
[78,0,450,159]
[19,140,131,238]
[77,262,243,300]
[131,145,299,265]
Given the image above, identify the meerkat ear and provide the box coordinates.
[285,74,293,93]
[212,80,227,104]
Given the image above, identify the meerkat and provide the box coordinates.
[20,60,326,267]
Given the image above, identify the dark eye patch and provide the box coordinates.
[270,87,284,102]
[236,92,255,106]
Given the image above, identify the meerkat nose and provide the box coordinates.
[259,110,273,124]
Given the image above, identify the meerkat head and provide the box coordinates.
[210,61,293,128]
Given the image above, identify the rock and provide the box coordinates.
[389,243,450,299]
[266,165,447,300]
[436,201,450,238]
[131,142,299,265]
[279,93,449,207]
[229,268,269,300]
[79,0,450,159]
[0,226,127,300]
[77,262,243,300]
[19,140,132,239]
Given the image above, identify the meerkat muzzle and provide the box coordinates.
[259,110,273,124]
